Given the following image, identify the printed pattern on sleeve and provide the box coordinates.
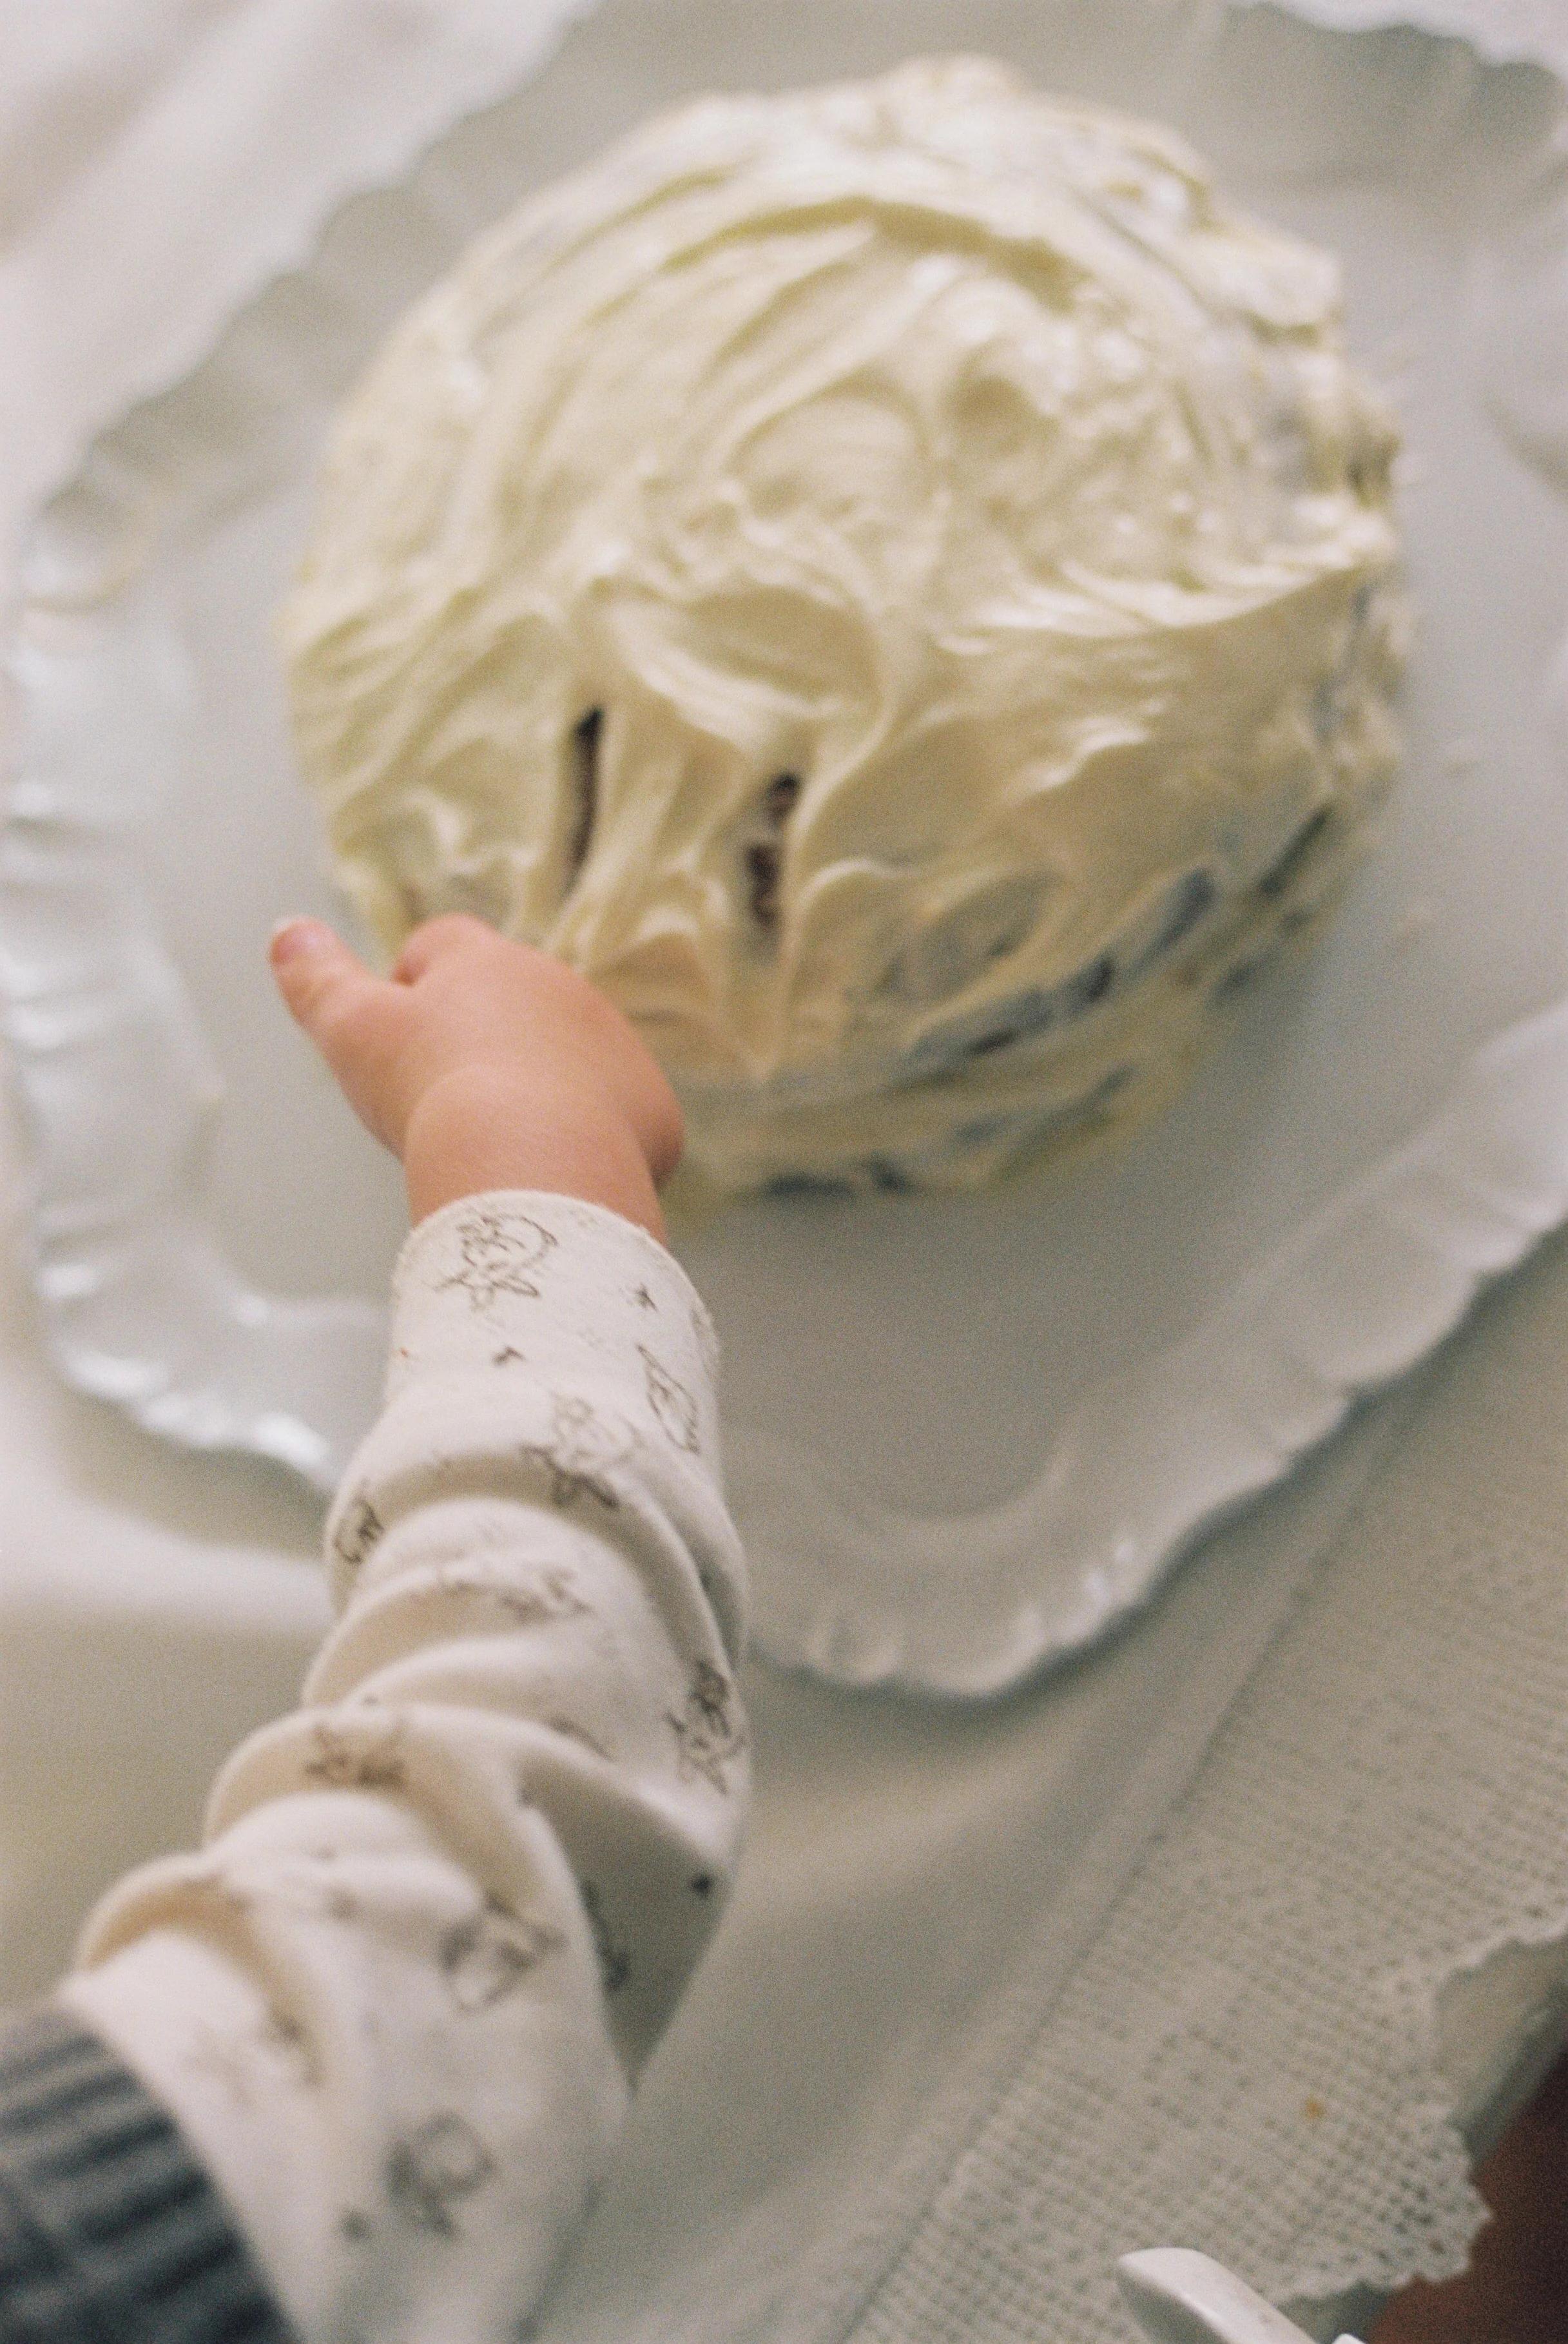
[61,1194,746,2344]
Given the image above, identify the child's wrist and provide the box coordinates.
[401,1064,667,1239]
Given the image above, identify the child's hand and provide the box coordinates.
[269,915,683,1239]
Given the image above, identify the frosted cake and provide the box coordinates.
[281,56,1406,1194]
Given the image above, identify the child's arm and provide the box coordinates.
[1,917,747,2344]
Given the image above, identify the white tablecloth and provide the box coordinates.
[6,8,1568,2342]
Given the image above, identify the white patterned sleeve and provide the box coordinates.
[58,1193,748,2344]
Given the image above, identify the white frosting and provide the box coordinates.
[281,56,1406,1194]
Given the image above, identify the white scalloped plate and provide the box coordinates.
[6,0,1568,1694]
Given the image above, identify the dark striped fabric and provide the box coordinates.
[0,2005,294,2343]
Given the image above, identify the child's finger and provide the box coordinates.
[269,918,371,1024]
[269,918,408,1104]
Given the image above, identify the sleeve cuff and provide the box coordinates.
[383,1188,722,1457]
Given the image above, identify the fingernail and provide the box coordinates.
[269,916,336,966]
